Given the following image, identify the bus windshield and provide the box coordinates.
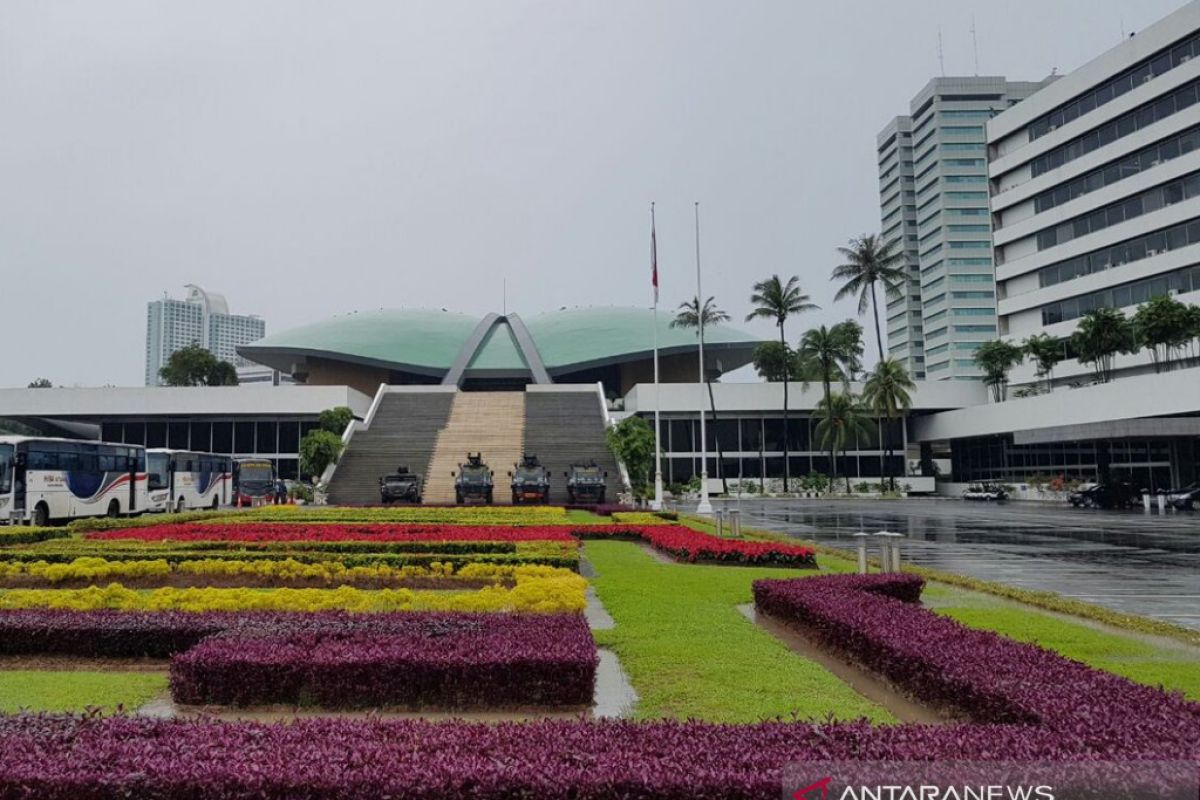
[0,444,12,494]
[147,452,170,491]
[239,464,273,484]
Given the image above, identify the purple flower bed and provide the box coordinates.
[753,573,1200,739]
[0,609,596,710]
[170,613,596,708]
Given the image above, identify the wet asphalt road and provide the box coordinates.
[696,498,1200,630]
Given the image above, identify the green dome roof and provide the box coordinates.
[239,306,764,383]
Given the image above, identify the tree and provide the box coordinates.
[605,415,656,499]
[1132,295,1192,373]
[746,275,819,492]
[798,321,863,491]
[752,341,805,382]
[814,391,873,494]
[1022,334,1064,394]
[831,234,907,363]
[26,378,52,389]
[973,339,1024,402]
[318,406,355,435]
[862,358,915,491]
[672,296,732,494]
[158,344,239,387]
[299,429,343,481]
[1070,308,1137,384]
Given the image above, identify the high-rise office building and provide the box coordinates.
[989,4,1200,389]
[145,285,266,386]
[879,76,1054,381]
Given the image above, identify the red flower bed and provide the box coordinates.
[580,525,817,566]
[86,522,816,566]
[86,523,577,544]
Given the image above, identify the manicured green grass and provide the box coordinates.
[564,509,607,525]
[923,585,1200,700]
[0,670,167,713]
[585,540,892,724]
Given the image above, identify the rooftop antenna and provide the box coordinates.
[970,15,980,76]
[937,27,945,76]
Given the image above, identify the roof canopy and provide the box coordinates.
[239,306,765,385]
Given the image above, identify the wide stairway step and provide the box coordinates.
[523,391,622,505]
[423,392,527,505]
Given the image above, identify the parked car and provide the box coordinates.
[1068,480,1142,509]
[962,483,1008,501]
[1166,482,1200,510]
[379,465,422,505]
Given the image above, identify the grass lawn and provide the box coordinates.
[564,509,607,525]
[923,584,1200,700]
[585,540,891,724]
[0,670,167,713]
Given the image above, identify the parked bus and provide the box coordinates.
[146,449,232,513]
[233,457,276,507]
[0,436,147,526]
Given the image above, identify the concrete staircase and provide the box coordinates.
[324,391,454,506]
[523,389,623,505]
[422,392,527,505]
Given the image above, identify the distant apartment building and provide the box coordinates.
[878,76,1054,381]
[145,285,266,386]
[989,7,1200,389]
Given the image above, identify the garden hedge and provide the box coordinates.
[170,612,596,708]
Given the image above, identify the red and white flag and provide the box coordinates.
[650,206,659,305]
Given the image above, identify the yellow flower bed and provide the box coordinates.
[0,571,587,614]
[0,556,573,585]
[610,512,669,525]
[240,505,569,525]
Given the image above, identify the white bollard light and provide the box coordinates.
[852,532,871,575]
[1143,493,1153,512]
[1157,493,1167,513]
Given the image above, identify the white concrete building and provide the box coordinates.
[145,285,266,386]
[989,4,1200,387]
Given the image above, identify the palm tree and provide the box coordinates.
[973,339,1024,402]
[814,391,873,494]
[831,234,907,363]
[1022,334,1064,394]
[672,296,732,494]
[746,275,818,492]
[862,358,915,491]
[1071,308,1137,383]
[797,321,863,491]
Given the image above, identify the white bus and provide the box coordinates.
[0,436,147,526]
[146,449,232,513]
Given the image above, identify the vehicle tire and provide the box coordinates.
[107,500,120,518]
[176,497,186,514]
[211,496,220,511]
[32,503,50,527]
[486,490,494,505]
[455,491,463,505]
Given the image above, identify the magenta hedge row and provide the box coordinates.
[752,573,1200,741]
[170,613,596,709]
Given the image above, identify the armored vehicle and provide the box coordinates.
[379,465,422,505]
[509,454,550,505]
[453,453,494,505]
[565,461,607,505]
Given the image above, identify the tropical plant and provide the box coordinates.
[1022,334,1064,394]
[831,234,907,362]
[799,322,864,490]
[1070,307,1137,383]
[159,344,239,387]
[862,358,915,490]
[299,429,343,480]
[973,339,1024,402]
[672,296,732,494]
[605,415,656,498]
[751,341,802,383]
[1132,295,1192,373]
[814,391,873,493]
[746,275,818,492]
[318,406,356,435]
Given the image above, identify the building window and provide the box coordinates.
[1039,217,1200,287]
[1036,171,1200,251]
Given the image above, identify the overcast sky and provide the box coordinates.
[0,0,1189,387]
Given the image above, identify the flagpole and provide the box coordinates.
[650,203,664,512]
[694,202,713,515]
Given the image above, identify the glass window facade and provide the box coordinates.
[1036,171,1200,251]
[1039,217,1200,287]
[1041,263,1200,324]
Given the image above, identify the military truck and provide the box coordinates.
[378,465,422,505]
[564,461,608,505]
[453,453,494,505]
[508,454,550,505]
